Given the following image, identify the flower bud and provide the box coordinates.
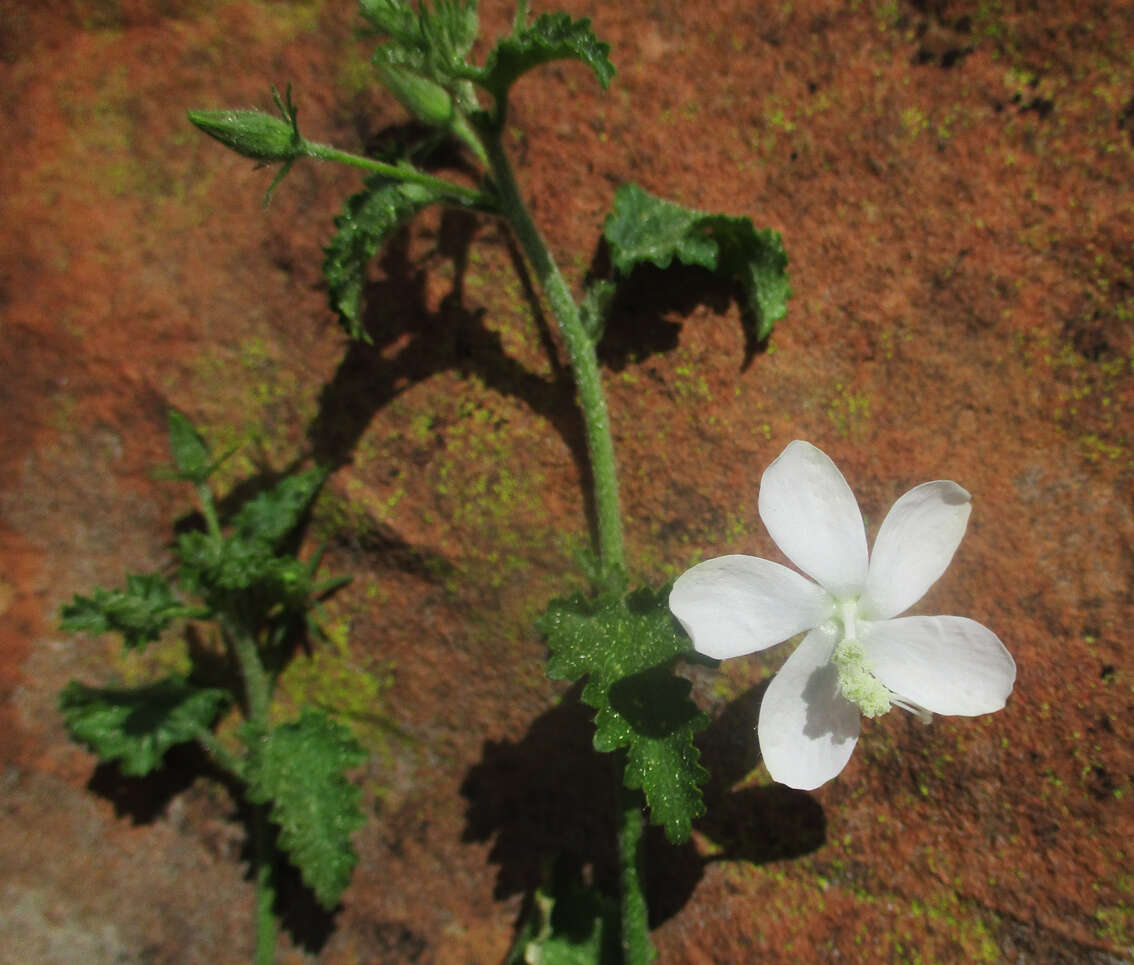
[187,109,300,162]
[378,64,455,128]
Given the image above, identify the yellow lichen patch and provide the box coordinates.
[273,608,399,762]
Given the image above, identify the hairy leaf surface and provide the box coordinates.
[482,12,615,100]
[246,710,366,909]
[603,182,791,340]
[233,467,326,548]
[323,175,444,340]
[167,410,213,483]
[59,677,228,776]
[537,586,708,844]
[60,573,194,650]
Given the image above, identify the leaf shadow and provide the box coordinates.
[83,745,341,954]
[460,678,826,936]
[297,207,608,567]
[588,240,769,373]
[303,211,582,476]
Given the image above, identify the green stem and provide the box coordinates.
[196,483,222,542]
[194,727,246,780]
[617,776,655,965]
[484,104,648,960]
[482,121,626,588]
[303,141,487,206]
[228,622,276,964]
[230,624,272,726]
[251,803,277,965]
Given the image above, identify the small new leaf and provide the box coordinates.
[481,12,615,101]
[323,174,447,340]
[167,409,212,483]
[366,0,479,83]
[232,467,326,548]
[60,573,195,650]
[246,710,366,909]
[579,279,616,342]
[603,183,791,340]
[59,677,228,776]
[537,586,708,844]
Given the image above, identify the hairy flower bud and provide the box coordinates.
[187,109,300,163]
[378,64,455,128]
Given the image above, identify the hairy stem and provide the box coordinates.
[303,141,488,206]
[483,106,649,958]
[196,483,223,542]
[227,621,277,963]
[482,123,626,587]
[251,803,277,965]
[230,625,272,727]
[617,776,655,965]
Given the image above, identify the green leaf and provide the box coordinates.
[246,710,366,909]
[60,573,195,650]
[167,410,212,483]
[482,11,615,101]
[59,677,229,776]
[603,182,791,340]
[578,279,616,342]
[323,174,446,340]
[537,586,708,844]
[232,467,326,548]
[365,0,479,83]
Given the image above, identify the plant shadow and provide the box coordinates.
[86,747,339,953]
[461,679,825,935]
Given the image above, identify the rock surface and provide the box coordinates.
[1,0,1131,962]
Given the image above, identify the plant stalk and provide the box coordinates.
[229,622,276,964]
[251,803,277,965]
[303,141,487,205]
[484,107,650,961]
[617,776,654,965]
[481,122,626,588]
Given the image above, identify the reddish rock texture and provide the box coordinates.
[1,1,1131,962]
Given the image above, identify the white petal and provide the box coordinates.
[669,555,834,660]
[758,441,868,599]
[860,481,972,620]
[862,616,1016,716]
[758,625,861,790]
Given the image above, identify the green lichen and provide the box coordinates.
[274,610,398,761]
[826,383,872,438]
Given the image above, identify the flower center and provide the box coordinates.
[832,599,891,718]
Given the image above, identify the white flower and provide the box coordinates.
[669,440,1016,790]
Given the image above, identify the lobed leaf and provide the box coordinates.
[537,586,708,844]
[60,572,195,650]
[365,0,479,83]
[59,677,228,776]
[481,11,615,101]
[245,710,366,909]
[603,182,791,340]
[323,174,446,340]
